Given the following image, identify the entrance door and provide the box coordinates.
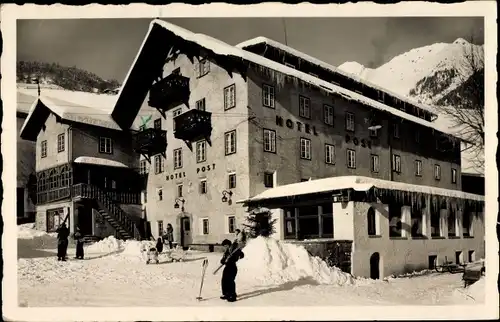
[370,252,380,279]
[77,206,93,236]
[180,217,192,249]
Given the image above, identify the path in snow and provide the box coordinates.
[17,227,484,307]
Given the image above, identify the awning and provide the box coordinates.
[73,156,129,168]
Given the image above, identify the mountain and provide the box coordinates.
[338,38,485,175]
[16,61,121,94]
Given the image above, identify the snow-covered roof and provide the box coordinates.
[74,156,129,168]
[18,87,156,140]
[239,176,484,204]
[236,36,438,118]
[132,20,459,138]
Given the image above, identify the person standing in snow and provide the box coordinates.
[234,229,247,248]
[56,223,70,261]
[165,223,174,249]
[155,237,164,254]
[73,226,85,259]
[220,239,244,302]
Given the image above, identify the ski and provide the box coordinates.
[213,245,244,275]
[196,258,209,300]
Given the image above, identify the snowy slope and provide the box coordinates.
[339,38,484,104]
[339,38,485,175]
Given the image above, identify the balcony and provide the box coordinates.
[174,109,213,145]
[148,73,190,115]
[133,128,167,162]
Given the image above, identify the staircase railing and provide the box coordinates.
[71,183,142,240]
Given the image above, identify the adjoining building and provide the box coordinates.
[19,86,155,240]
[106,18,483,272]
[238,176,484,278]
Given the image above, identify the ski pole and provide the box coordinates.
[196,258,209,300]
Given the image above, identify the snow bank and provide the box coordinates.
[17,224,58,249]
[86,236,125,253]
[453,277,485,303]
[238,237,354,286]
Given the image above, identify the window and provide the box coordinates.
[451,168,457,184]
[41,140,47,158]
[323,104,334,126]
[157,220,164,235]
[345,112,355,131]
[154,118,162,129]
[371,154,380,173]
[201,218,209,235]
[57,133,65,152]
[197,59,210,77]
[293,203,334,239]
[367,207,378,236]
[431,204,442,237]
[300,138,311,160]
[99,137,113,154]
[172,108,182,129]
[157,188,163,201]
[411,207,424,237]
[196,98,206,111]
[196,140,207,163]
[224,84,236,110]
[139,160,148,175]
[415,160,422,176]
[262,84,275,108]
[173,148,183,169]
[177,184,183,198]
[46,208,64,232]
[415,129,420,143]
[369,127,379,138]
[462,211,473,237]
[389,204,402,238]
[227,216,236,234]
[224,130,237,155]
[434,164,441,180]
[448,208,457,237]
[199,179,207,194]
[468,250,475,262]
[264,172,274,188]
[154,155,164,174]
[392,154,401,173]
[347,149,356,169]
[299,96,311,119]
[263,129,276,153]
[228,173,236,189]
[393,123,400,138]
[325,144,335,165]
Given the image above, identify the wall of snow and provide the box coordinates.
[238,236,354,286]
[142,53,251,245]
[351,201,485,278]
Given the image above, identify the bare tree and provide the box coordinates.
[434,35,485,173]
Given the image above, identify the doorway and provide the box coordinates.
[370,252,381,279]
[77,205,93,236]
[180,217,192,249]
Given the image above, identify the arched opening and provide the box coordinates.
[370,252,380,279]
[367,207,376,236]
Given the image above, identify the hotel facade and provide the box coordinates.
[20,20,484,278]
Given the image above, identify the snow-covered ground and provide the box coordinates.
[15,224,487,309]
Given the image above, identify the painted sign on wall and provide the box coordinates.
[276,116,319,136]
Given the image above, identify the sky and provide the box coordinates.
[17,17,484,82]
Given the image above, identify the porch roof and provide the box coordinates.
[73,156,129,168]
[238,176,484,204]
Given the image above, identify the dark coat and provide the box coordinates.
[57,226,70,241]
[221,243,244,266]
[165,226,174,242]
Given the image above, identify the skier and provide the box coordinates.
[165,223,174,249]
[73,226,85,260]
[155,237,164,254]
[220,239,244,302]
[56,223,70,261]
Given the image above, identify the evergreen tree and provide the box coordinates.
[242,208,277,238]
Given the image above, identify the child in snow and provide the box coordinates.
[73,227,85,259]
[220,239,244,302]
[164,223,174,249]
[156,237,163,254]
